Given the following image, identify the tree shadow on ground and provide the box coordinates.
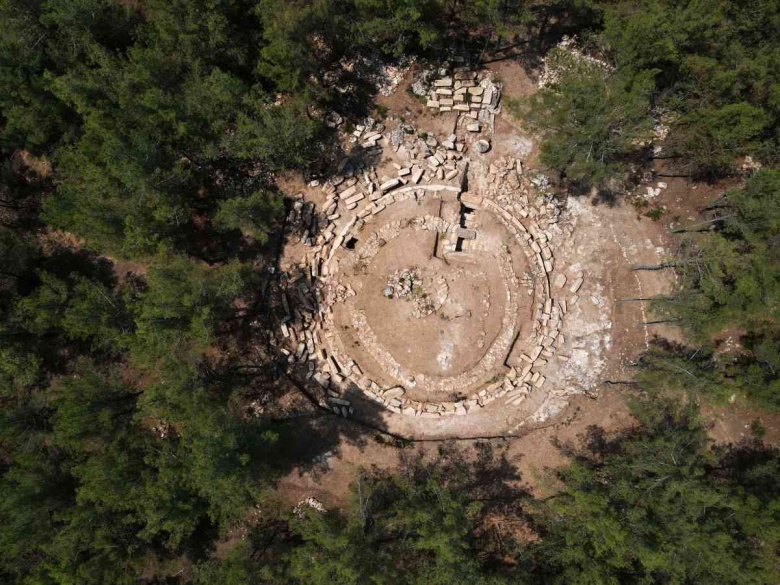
[590,188,620,207]
[265,377,399,481]
[479,0,603,74]
[385,440,533,567]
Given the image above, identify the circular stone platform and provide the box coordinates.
[309,179,569,419]
[332,196,529,403]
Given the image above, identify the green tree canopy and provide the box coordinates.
[528,396,780,584]
[512,48,655,188]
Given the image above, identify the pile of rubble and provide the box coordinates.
[486,156,562,230]
[385,267,421,298]
[334,55,415,98]
[425,70,501,121]
[303,130,471,255]
[375,59,414,96]
[345,116,384,146]
[385,267,448,318]
[284,196,318,246]
[741,155,762,173]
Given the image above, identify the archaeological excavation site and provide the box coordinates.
[9,3,780,579]
[272,64,662,439]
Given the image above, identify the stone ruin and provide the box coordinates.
[425,70,502,124]
[275,68,588,432]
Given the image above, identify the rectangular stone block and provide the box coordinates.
[380,178,401,192]
[344,192,365,206]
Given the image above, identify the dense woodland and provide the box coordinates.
[1,0,779,583]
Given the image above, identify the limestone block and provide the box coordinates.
[380,178,401,192]
[344,192,365,206]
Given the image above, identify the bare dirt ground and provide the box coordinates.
[273,388,780,509]
[332,195,532,405]
[271,59,780,505]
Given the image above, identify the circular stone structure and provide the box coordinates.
[336,203,525,399]
[279,102,589,429]
[308,176,570,419]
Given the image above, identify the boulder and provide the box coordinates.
[474,139,491,153]
[384,387,406,399]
